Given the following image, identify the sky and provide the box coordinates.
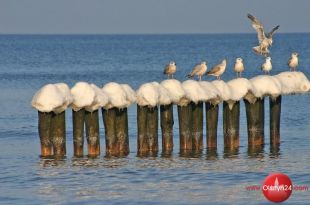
[0,0,309,34]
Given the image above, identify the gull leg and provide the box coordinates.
[199,76,202,81]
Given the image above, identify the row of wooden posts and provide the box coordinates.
[38,96,281,158]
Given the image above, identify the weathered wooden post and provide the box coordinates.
[102,82,135,157]
[160,104,174,154]
[38,111,53,157]
[137,105,158,156]
[191,102,203,151]
[205,102,219,149]
[51,111,66,158]
[244,97,265,147]
[223,101,240,149]
[85,110,100,157]
[177,104,193,152]
[270,96,281,146]
[72,109,85,157]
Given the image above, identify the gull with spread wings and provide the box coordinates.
[247,13,280,57]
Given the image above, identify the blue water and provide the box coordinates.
[0,34,310,205]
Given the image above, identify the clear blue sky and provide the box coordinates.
[0,0,309,34]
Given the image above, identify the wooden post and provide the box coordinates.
[244,97,265,147]
[270,96,281,146]
[38,111,53,157]
[102,108,117,156]
[191,102,203,151]
[177,104,193,151]
[72,109,85,157]
[205,102,218,149]
[51,111,66,158]
[85,110,100,157]
[146,106,159,153]
[160,104,174,154]
[223,101,240,149]
[115,108,129,156]
[137,105,158,156]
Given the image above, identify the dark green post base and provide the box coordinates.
[205,102,219,149]
[72,109,85,157]
[270,96,281,146]
[160,104,174,154]
[244,97,265,147]
[85,110,100,157]
[223,101,240,149]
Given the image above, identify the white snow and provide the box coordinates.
[54,83,73,113]
[120,84,137,106]
[85,84,109,112]
[32,83,71,113]
[102,82,129,109]
[275,71,310,95]
[180,80,208,105]
[212,80,231,102]
[199,81,220,101]
[160,79,185,104]
[71,82,96,111]
[136,82,159,107]
[249,75,282,98]
[227,78,254,101]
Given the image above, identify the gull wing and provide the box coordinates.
[267,25,280,38]
[247,13,266,43]
[163,64,170,74]
[207,64,221,75]
[189,64,202,75]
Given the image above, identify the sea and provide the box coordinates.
[0,34,309,205]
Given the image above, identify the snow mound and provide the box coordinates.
[249,75,282,99]
[102,82,129,109]
[160,79,185,104]
[121,84,137,105]
[275,71,310,95]
[136,82,159,107]
[212,80,231,102]
[32,83,71,113]
[85,84,109,112]
[181,80,208,105]
[227,78,253,102]
[71,82,96,111]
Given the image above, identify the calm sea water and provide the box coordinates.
[0,34,310,205]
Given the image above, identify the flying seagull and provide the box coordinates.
[288,52,299,71]
[261,57,272,74]
[247,13,280,57]
[163,61,177,79]
[187,61,207,81]
[207,59,226,80]
[234,57,245,78]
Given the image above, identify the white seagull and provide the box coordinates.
[261,57,272,74]
[187,61,207,81]
[207,59,227,80]
[247,13,280,57]
[234,57,245,78]
[163,61,177,79]
[288,52,299,71]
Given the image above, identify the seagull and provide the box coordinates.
[288,52,299,71]
[163,61,177,79]
[247,13,280,57]
[206,59,227,80]
[261,57,272,74]
[234,57,245,78]
[186,61,207,81]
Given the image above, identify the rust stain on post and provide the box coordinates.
[72,109,85,157]
[85,110,100,157]
[51,111,66,158]
[38,111,53,157]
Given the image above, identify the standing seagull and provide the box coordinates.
[206,59,227,80]
[234,57,245,78]
[247,13,280,57]
[288,52,299,71]
[187,61,207,81]
[163,61,177,79]
[261,57,272,74]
